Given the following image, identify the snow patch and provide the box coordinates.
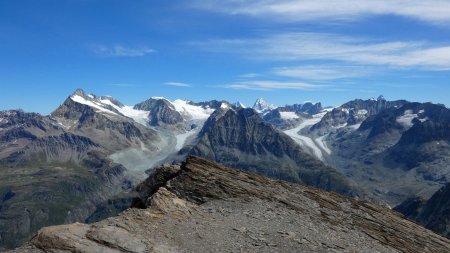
[56,121,70,129]
[280,111,299,120]
[397,110,418,129]
[349,123,362,130]
[357,109,368,116]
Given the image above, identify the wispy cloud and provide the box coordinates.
[195,32,450,70]
[222,80,326,91]
[239,73,261,79]
[109,83,136,87]
[272,65,370,80]
[93,45,155,57]
[192,0,450,25]
[163,82,193,87]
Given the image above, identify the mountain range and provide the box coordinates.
[2,89,450,249]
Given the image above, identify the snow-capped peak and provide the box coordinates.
[69,90,149,126]
[377,95,386,101]
[252,98,277,112]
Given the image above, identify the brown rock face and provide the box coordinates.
[10,156,450,253]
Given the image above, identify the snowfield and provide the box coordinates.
[171,99,215,120]
[280,111,300,120]
[99,98,149,126]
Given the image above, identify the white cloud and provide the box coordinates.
[192,0,450,25]
[163,82,193,87]
[93,45,155,57]
[222,80,325,90]
[196,33,450,70]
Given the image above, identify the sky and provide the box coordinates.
[1,0,450,114]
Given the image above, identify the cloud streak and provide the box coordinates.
[163,82,193,87]
[272,65,370,80]
[196,33,450,70]
[93,45,155,57]
[222,80,325,91]
[192,0,450,25]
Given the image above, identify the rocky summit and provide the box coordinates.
[10,156,450,253]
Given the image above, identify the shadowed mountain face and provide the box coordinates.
[300,100,450,208]
[395,183,450,238]
[10,156,450,253]
[384,103,450,169]
[190,108,356,196]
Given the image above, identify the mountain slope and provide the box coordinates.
[190,108,355,196]
[11,156,450,253]
[0,110,132,249]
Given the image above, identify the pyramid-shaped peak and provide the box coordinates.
[252,98,276,112]
[72,88,87,97]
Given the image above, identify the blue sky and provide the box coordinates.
[1,0,450,114]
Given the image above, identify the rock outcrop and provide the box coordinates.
[134,98,184,126]
[11,156,450,253]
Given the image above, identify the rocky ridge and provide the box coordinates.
[311,96,408,134]
[10,156,450,253]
